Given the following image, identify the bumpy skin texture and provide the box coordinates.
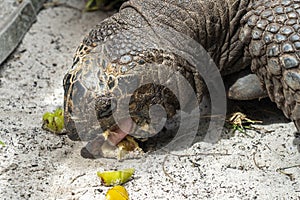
[63,0,300,158]
[240,0,300,131]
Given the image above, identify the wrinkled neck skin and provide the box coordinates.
[119,0,252,75]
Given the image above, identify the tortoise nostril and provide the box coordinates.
[99,106,113,118]
[96,95,116,118]
[108,76,115,89]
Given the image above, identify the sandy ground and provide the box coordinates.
[0,1,300,199]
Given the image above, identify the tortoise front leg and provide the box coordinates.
[240,1,300,134]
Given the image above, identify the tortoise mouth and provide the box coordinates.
[106,118,134,146]
[80,117,145,159]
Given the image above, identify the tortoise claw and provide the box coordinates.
[228,74,267,100]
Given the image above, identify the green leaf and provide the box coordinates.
[85,0,102,11]
[42,108,64,134]
[84,0,126,11]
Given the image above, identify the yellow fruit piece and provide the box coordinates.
[106,185,129,200]
[97,168,134,186]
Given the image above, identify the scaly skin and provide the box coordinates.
[63,0,300,158]
[240,0,300,131]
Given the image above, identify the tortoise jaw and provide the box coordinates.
[80,117,144,159]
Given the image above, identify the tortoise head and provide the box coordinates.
[63,39,180,147]
[63,45,121,141]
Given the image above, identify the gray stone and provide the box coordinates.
[0,0,45,65]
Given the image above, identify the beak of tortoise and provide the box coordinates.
[80,118,134,159]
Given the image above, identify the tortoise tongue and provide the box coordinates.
[108,118,133,145]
